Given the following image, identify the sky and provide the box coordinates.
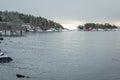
[0,0,120,29]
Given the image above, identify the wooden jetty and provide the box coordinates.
[0,22,26,36]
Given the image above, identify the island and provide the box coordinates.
[77,23,118,31]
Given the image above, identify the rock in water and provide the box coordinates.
[16,74,25,78]
[16,74,30,78]
[0,37,4,40]
[0,57,13,63]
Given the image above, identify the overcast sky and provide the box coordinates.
[0,0,120,29]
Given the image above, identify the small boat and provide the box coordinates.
[0,52,13,63]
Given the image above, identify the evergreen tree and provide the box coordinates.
[0,16,2,21]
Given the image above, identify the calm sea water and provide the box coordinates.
[1,31,120,80]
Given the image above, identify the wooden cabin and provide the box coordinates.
[0,22,26,36]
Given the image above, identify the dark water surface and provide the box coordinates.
[1,31,120,80]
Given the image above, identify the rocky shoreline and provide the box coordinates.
[0,37,13,63]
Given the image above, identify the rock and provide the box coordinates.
[16,74,30,78]
[0,37,4,40]
[0,50,13,63]
[0,57,13,63]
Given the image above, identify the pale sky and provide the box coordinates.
[0,0,120,29]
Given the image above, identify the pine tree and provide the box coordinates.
[0,16,2,21]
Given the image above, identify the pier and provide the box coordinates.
[0,22,26,36]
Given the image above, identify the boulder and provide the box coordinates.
[16,74,30,78]
[0,37,4,40]
[0,57,13,63]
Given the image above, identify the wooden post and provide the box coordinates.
[5,30,6,36]
[10,31,13,36]
[20,31,22,36]
[10,31,11,36]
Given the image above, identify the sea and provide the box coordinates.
[1,31,120,80]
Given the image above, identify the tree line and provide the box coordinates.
[0,11,64,30]
[78,23,118,30]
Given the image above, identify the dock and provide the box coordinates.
[0,22,26,36]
